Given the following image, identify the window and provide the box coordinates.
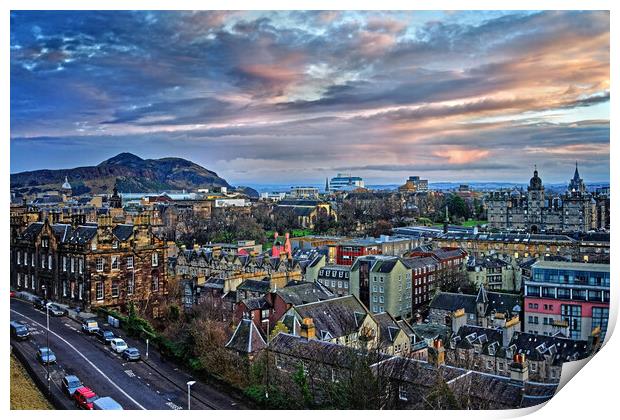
[151,272,159,292]
[261,309,269,319]
[592,307,609,338]
[31,253,34,267]
[96,257,104,272]
[17,251,21,265]
[48,254,52,270]
[41,255,45,268]
[151,252,159,267]
[128,275,135,296]
[78,282,83,300]
[96,282,104,300]
[331,368,339,383]
[63,256,67,272]
[111,281,119,298]
[111,256,119,270]
[127,256,134,269]
[112,240,119,249]
[79,259,83,274]
[91,242,97,251]
[17,273,22,287]
[71,257,75,273]
[337,281,343,288]
[398,385,408,401]
[379,296,384,303]
[63,280,68,297]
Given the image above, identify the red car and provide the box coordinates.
[73,386,98,410]
[10,291,16,298]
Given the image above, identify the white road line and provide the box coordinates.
[11,309,147,410]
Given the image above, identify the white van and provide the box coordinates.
[93,396,123,410]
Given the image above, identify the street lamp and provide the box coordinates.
[42,284,51,396]
[186,380,196,410]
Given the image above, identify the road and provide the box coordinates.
[10,298,245,410]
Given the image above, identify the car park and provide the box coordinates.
[10,321,30,340]
[93,396,123,410]
[61,375,83,396]
[110,338,128,353]
[37,347,57,364]
[95,329,116,344]
[47,303,67,317]
[73,386,99,410]
[81,319,99,334]
[122,347,141,361]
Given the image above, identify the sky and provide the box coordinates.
[10,10,610,186]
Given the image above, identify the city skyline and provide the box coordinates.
[10,10,610,184]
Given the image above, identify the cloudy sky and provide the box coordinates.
[10,10,609,185]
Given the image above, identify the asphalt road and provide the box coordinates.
[10,298,245,410]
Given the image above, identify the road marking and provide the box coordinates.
[124,370,136,378]
[166,401,183,410]
[11,309,147,410]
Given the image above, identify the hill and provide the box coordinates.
[10,152,230,196]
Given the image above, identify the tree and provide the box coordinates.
[269,321,289,341]
[368,219,393,237]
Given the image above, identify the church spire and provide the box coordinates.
[573,161,580,181]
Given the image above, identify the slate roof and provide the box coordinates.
[275,282,336,306]
[20,222,44,240]
[225,319,267,353]
[269,333,381,369]
[292,295,370,340]
[402,256,438,269]
[410,323,452,344]
[430,288,521,317]
[64,225,98,244]
[374,312,404,348]
[237,279,271,294]
[112,224,134,241]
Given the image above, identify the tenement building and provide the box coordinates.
[11,214,168,316]
[486,164,603,233]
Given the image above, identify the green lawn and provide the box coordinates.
[461,220,487,227]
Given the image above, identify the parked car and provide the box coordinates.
[95,329,116,345]
[47,304,67,317]
[61,375,83,396]
[73,386,99,410]
[10,321,30,341]
[122,347,141,361]
[33,298,46,311]
[81,319,99,334]
[37,347,57,365]
[10,290,16,298]
[93,396,123,410]
[110,338,128,353]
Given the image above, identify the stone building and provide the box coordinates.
[486,164,604,233]
[11,213,168,316]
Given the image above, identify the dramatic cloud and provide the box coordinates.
[10,10,609,185]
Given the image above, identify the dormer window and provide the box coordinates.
[41,238,49,248]
[113,240,119,249]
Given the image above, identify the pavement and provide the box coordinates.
[10,297,247,410]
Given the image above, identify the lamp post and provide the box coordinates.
[186,380,196,410]
[42,284,51,396]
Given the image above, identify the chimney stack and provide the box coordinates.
[299,317,316,340]
[509,354,529,384]
[451,308,467,334]
[428,338,445,367]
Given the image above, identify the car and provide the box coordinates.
[93,396,123,410]
[61,375,83,396]
[94,329,116,344]
[10,321,30,341]
[73,386,99,410]
[81,319,99,334]
[33,297,46,311]
[37,347,56,364]
[110,338,128,353]
[122,347,141,361]
[47,304,67,317]
[10,290,16,298]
